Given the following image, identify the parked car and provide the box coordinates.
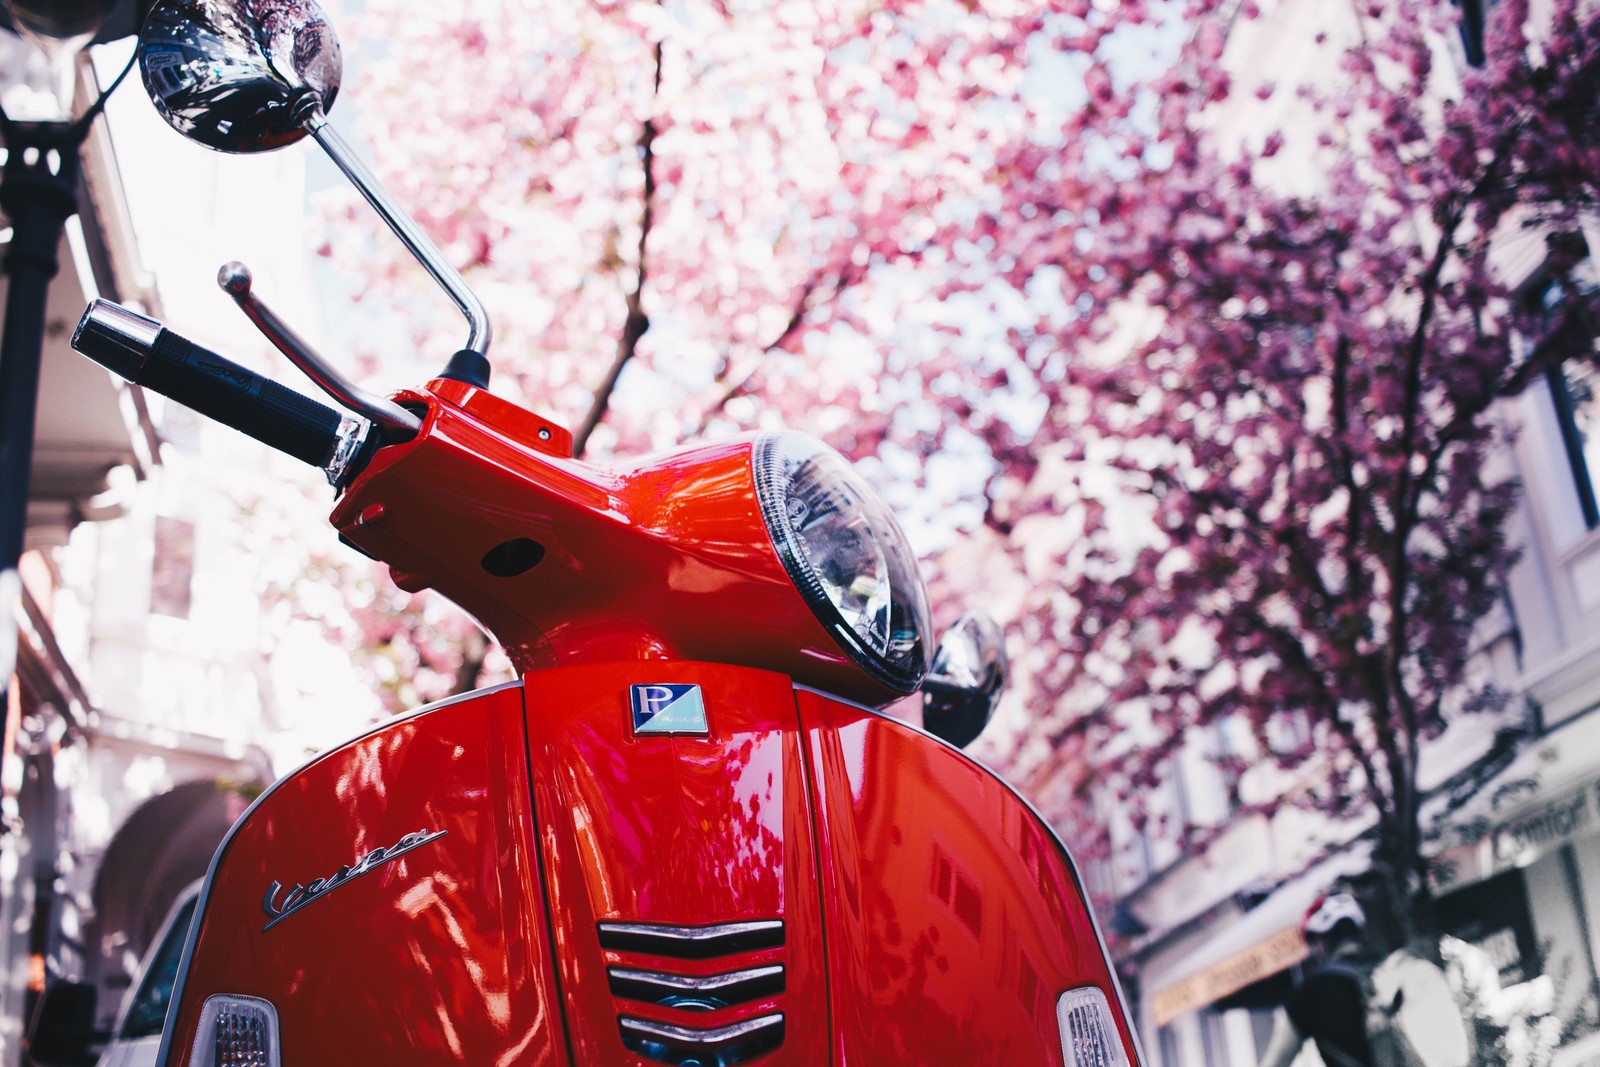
[28,883,198,1067]
[97,883,199,1067]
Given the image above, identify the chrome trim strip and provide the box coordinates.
[618,1013,784,1047]
[155,679,525,1067]
[607,964,784,998]
[598,920,782,943]
[597,919,785,958]
[792,681,1149,1067]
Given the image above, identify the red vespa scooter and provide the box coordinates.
[55,1,1145,1064]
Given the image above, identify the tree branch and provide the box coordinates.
[573,39,664,458]
[688,262,863,438]
[1500,289,1600,395]
[1244,607,1395,825]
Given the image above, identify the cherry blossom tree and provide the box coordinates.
[312,0,1166,710]
[302,0,1600,939]
[990,0,1600,937]
[318,0,1202,456]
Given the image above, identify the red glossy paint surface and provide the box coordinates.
[164,666,1138,1066]
[798,689,1142,1066]
[165,685,568,1066]
[331,383,906,706]
[523,661,830,1066]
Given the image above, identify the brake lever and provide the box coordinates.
[217,261,421,439]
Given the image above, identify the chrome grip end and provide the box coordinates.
[71,300,164,381]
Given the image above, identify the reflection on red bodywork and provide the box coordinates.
[799,689,1141,1066]
[165,671,1135,1067]
[524,662,830,1067]
[164,685,568,1066]
[329,384,905,706]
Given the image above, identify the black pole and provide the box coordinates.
[0,115,88,769]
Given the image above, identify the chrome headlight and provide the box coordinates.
[753,432,932,693]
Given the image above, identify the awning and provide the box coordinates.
[1427,710,1600,895]
[1147,845,1372,1026]
[20,226,154,512]
[3,56,162,550]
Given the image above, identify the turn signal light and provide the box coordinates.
[189,994,280,1067]
[1057,986,1132,1067]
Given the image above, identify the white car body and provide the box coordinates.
[96,884,199,1067]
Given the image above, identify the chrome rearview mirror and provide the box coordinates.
[140,0,342,154]
[922,613,1007,748]
[135,0,493,388]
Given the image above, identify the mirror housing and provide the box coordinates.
[25,980,101,1067]
[131,0,493,372]
[3,0,122,59]
[139,0,341,153]
[921,613,1007,748]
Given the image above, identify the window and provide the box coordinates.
[1016,950,1044,1023]
[1266,707,1313,756]
[1548,359,1600,530]
[1214,717,1245,815]
[150,516,196,619]
[1199,1010,1230,1067]
[1158,1023,1182,1067]
[121,890,198,1039]
[1248,1008,1278,1060]
[929,845,983,937]
[1529,273,1600,533]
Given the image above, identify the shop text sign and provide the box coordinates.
[1430,779,1600,894]
[1150,925,1309,1026]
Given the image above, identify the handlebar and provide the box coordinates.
[73,300,369,478]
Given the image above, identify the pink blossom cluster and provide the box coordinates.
[303,0,1600,919]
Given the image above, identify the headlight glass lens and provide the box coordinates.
[753,432,932,692]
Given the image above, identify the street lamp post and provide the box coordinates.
[0,3,143,1045]
[0,0,137,782]
[0,109,90,693]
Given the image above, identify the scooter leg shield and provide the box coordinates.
[157,682,568,1067]
[162,666,1138,1066]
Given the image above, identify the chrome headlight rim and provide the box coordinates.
[752,431,932,694]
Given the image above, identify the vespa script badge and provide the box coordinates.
[630,683,709,736]
[261,828,447,931]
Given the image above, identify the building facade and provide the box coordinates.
[1,37,309,1063]
[1073,1,1600,1065]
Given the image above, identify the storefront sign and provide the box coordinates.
[1150,925,1308,1026]
[1430,779,1600,895]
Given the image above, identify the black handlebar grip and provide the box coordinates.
[143,330,344,467]
[73,300,344,468]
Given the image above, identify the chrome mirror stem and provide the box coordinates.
[303,105,492,362]
[136,0,493,382]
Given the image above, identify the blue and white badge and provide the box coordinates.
[630,684,709,735]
